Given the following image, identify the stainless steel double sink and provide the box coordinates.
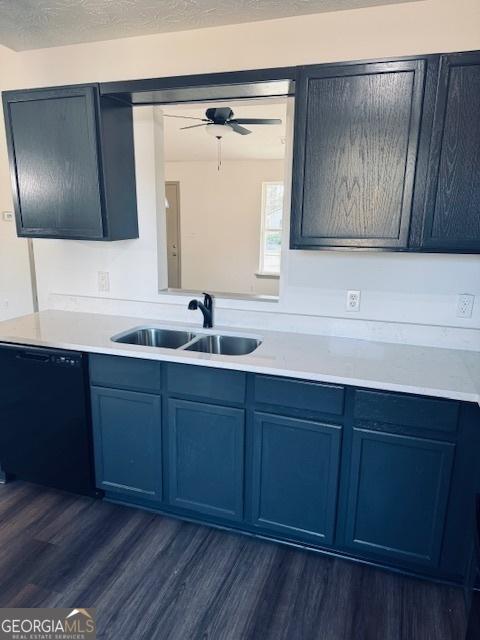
[112,327,261,356]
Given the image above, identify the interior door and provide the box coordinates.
[165,182,181,288]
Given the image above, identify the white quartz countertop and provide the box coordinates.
[0,310,479,405]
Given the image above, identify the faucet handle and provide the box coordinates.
[203,292,214,309]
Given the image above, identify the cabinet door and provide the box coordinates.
[3,86,105,239]
[167,399,245,521]
[291,60,425,249]
[345,428,455,567]
[419,52,480,252]
[251,412,342,544]
[91,387,162,501]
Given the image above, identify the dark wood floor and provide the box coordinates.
[0,481,466,640]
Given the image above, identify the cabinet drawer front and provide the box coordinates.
[167,399,245,521]
[254,375,344,416]
[251,412,342,544]
[90,354,161,393]
[353,389,459,435]
[91,387,162,500]
[167,363,246,404]
[345,428,455,566]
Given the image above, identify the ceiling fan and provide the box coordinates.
[163,107,282,137]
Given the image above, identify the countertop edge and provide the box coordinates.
[1,332,479,406]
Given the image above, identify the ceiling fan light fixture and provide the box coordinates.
[206,123,233,137]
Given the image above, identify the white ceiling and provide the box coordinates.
[162,99,288,162]
[0,0,419,51]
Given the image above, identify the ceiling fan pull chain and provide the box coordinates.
[217,137,222,171]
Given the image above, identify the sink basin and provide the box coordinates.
[112,327,261,355]
[113,327,197,349]
[185,334,261,355]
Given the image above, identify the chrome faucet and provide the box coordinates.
[188,293,214,328]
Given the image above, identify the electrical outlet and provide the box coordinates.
[97,271,110,293]
[346,290,361,312]
[1,211,13,222]
[457,294,474,318]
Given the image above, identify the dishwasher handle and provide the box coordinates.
[15,350,52,363]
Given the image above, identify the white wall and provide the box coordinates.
[32,107,163,309]
[165,160,283,296]
[0,47,34,320]
[0,0,479,349]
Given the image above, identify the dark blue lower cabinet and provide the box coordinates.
[87,359,477,583]
[91,386,163,501]
[344,428,455,567]
[167,399,245,522]
[251,412,342,545]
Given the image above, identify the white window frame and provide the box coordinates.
[258,181,284,277]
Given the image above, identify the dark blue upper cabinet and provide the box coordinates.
[2,85,138,240]
[290,59,426,250]
[417,52,480,253]
[344,428,455,567]
[91,386,163,501]
[251,412,342,545]
[167,398,245,522]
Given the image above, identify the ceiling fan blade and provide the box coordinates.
[228,122,252,136]
[180,123,209,130]
[164,114,208,121]
[232,118,282,125]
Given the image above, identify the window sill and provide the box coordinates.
[255,272,280,279]
[159,287,279,302]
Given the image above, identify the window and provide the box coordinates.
[259,182,284,276]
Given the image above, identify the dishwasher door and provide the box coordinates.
[0,344,96,495]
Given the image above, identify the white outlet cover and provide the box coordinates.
[2,211,13,221]
[457,293,474,318]
[346,290,361,312]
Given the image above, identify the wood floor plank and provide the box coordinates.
[0,534,58,607]
[5,582,56,608]
[400,577,466,640]
[30,503,155,595]
[189,537,282,640]
[98,526,245,639]
[0,482,466,640]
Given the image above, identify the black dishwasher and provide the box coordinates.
[0,344,96,496]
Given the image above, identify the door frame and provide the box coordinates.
[165,181,181,289]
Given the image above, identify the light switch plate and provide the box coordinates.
[97,271,110,293]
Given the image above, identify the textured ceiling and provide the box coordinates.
[0,0,418,51]
[163,99,288,162]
